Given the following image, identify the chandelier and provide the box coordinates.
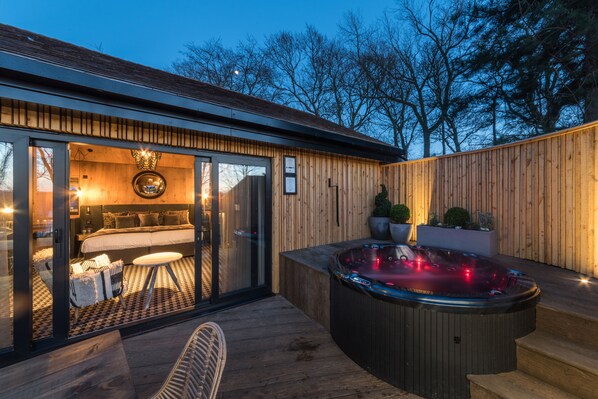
[131,149,161,170]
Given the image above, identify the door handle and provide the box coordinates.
[54,228,62,244]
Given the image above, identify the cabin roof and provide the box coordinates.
[0,24,402,162]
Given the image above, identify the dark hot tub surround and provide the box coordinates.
[329,244,540,399]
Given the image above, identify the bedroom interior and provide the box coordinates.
[23,138,269,340]
[32,143,208,338]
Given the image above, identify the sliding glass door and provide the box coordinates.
[0,127,271,362]
[30,141,69,344]
[0,141,14,354]
[0,131,69,357]
[217,157,269,295]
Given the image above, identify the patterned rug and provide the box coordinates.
[32,253,215,339]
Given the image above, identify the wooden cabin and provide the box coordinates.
[0,24,401,363]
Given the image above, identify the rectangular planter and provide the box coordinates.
[416,225,498,257]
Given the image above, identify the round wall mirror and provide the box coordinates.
[132,171,167,199]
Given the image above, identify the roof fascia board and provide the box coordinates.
[0,79,399,162]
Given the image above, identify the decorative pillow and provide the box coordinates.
[102,212,128,229]
[134,211,149,226]
[162,214,181,226]
[139,212,160,227]
[90,254,111,268]
[167,210,190,224]
[70,262,85,275]
[115,215,136,229]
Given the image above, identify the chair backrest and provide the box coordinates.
[152,322,227,399]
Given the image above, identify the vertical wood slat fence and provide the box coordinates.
[382,121,598,278]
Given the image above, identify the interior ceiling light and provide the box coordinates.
[131,149,161,170]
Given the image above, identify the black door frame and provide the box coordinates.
[0,126,273,364]
[4,132,70,357]
[211,153,273,300]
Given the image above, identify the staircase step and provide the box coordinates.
[468,371,579,399]
[536,305,598,350]
[517,331,598,399]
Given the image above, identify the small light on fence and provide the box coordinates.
[579,277,590,284]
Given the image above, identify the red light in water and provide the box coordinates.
[464,267,472,283]
[416,257,423,272]
[373,257,380,270]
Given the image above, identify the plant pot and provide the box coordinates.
[368,216,390,240]
[416,225,498,257]
[389,223,413,244]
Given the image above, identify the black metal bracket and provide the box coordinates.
[328,178,339,227]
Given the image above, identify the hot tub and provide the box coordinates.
[329,244,540,399]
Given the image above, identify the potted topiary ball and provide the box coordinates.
[417,206,498,257]
[389,204,412,243]
[368,184,391,240]
[444,207,470,229]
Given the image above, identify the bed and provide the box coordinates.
[79,204,196,264]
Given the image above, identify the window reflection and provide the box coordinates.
[218,163,266,294]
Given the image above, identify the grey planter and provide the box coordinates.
[368,216,390,240]
[416,225,498,257]
[389,223,413,244]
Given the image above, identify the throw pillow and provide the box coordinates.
[167,210,190,224]
[71,262,85,275]
[162,214,181,226]
[91,254,111,268]
[102,211,128,229]
[115,215,136,229]
[139,212,159,227]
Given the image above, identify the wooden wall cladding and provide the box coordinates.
[382,122,598,278]
[70,146,195,205]
[72,160,194,205]
[0,98,382,292]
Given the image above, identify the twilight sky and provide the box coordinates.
[0,0,397,70]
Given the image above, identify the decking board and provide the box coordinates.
[124,295,420,399]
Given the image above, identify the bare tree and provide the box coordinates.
[172,38,278,101]
[341,12,419,155]
[264,26,334,117]
[357,0,476,157]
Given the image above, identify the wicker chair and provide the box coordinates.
[150,322,227,399]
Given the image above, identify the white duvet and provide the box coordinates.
[81,228,194,253]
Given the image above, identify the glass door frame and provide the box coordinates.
[0,126,272,363]
[210,153,273,303]
[194,156,211,305]
[7,133,70,357]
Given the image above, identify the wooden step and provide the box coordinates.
[517,331,598,399]
[468,371,579,399]
[536,305,598,350]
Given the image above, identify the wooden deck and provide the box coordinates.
[124,242,597,399]
[124,295,421,398]
[1,331,136,398]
